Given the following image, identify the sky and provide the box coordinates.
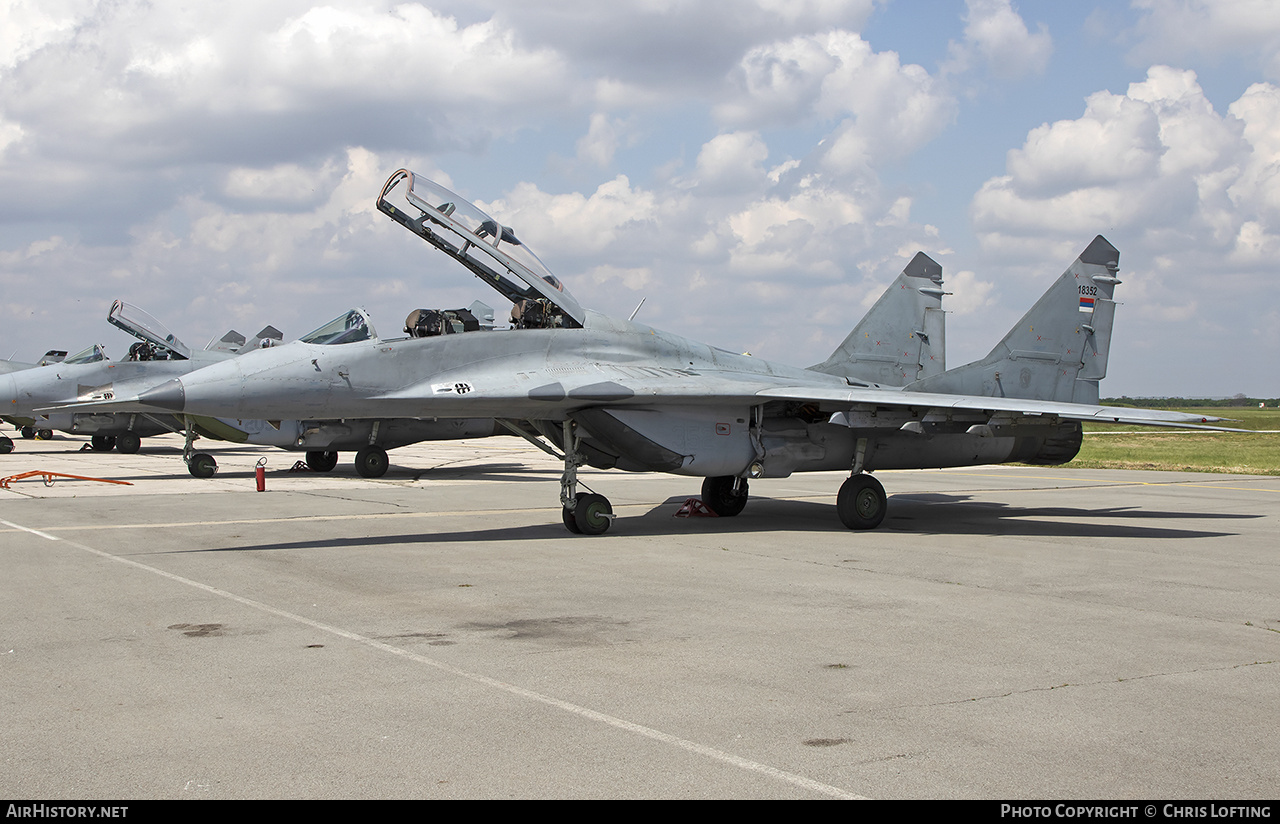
[1,0,1278,397]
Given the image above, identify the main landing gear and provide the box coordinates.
[302,449,387,477]
[559,421,613,535]
[305,450,339,472]
[116,431,142,454]
[836,473,886,530]
[701,475,749,517]
[354,446,389,478]
[542,423,885,534]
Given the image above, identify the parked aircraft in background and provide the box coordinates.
[0,349,68,379]
[1,301,276,456]
[85,171,1234,534]
[4,299,510,475]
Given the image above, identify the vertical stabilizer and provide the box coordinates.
[809,252,946,386]
[907,236,1120,403]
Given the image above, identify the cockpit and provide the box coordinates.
[299,308,376,345]
[64,344,109,365]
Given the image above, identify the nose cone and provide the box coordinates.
[137,379,186,412]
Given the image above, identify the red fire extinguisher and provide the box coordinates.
[255,457,267,492]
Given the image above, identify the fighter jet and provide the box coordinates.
[172,302,507,479]
[0,301,273,456]
[99,171,1233,534]
[6,299,509,475]
[1,349,68,377]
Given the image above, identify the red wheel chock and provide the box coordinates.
[674,498,719,517]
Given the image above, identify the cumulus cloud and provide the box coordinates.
[716,29,956,157]
[575,113,639,169]
[480,0,877,93]
[1130,0,1280,79]
[971,66,1272,257]
[693,132,771,195]
[0,2,574,182]
[5,2,1269,395]
[944,0,1053,80]
[967,64,1280,391]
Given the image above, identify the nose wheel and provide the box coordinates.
[558,421,613,535]
[178,417,217,478]
[188,452,218,478]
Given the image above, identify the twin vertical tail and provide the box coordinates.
[908,235,1120,404]
[810,252,947,387]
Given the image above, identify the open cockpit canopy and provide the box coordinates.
[377,171,583,329]
[299,308,377,345]
[107,300,190,360]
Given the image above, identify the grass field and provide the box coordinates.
[1071,407,1280,476]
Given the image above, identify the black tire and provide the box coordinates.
[19,426,35,439]
[562,505,583,534]
[306,450,339,472]
[36,429,53,441]
[0,435,13,454]
[701,475,749,517]
[90,435,117,452]
[354,447,389,478]
[188,452,218,479]
[837,474,887,530]
[573,493,613,535]
[116,432,142,454]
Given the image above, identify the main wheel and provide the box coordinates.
[116,432,142,454]
[19,426,35,439]
[90,435,116,452]
[837,474,887,530]
[562,505,583,534]
[0,435,13,454]
[573,493,613,535]
[354,446,389,478]
[701,475,749,517]
[188,452,218,478]
[306,450,339,472]
[36,429,53,441]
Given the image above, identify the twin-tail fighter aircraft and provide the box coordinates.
[91,170,1232,535]
[1,300,279,456]
[6,299,509,475]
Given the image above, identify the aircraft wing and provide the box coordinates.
[371,360,1241,431]
[755,386,1243,431]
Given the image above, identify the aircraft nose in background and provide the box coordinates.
[137,379,185,412]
